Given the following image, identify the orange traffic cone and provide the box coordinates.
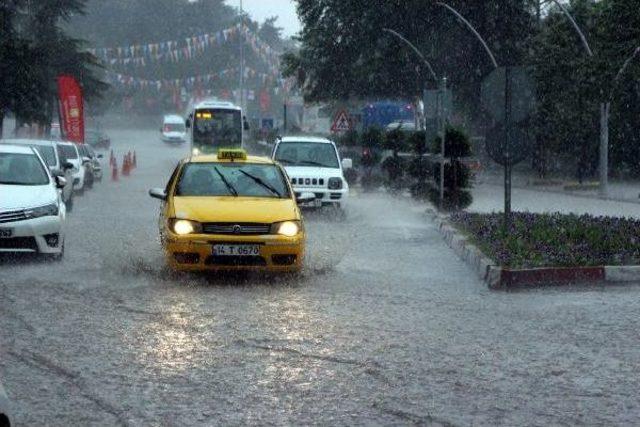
[111,159,118,181]
[122,154,130,177]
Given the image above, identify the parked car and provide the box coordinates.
[0,381,10,427]
[55,141,87,193]
[0,144,66,258]
[78,143,103,182]
[85,129,111,150]
[160,114,187,144]
[272,136,352,209]
[0,139,75,212]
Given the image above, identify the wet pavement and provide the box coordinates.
[1,128,640,426]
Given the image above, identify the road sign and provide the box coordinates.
[485,122,532,166]
[481,66,536,124]
[331,110,352,133]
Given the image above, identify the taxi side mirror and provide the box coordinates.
[149,188,167,201]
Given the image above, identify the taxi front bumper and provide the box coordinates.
[163,233,304,272]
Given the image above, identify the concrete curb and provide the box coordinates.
[427,209,640,289]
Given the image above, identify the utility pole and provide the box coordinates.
[239,0,244,110]
[438,77,447,211]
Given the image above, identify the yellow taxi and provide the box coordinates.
[149,149,309,272]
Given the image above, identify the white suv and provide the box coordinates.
[272,136,352,209]
[0,144,66,258]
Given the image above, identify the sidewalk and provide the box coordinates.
[478,169,640,205]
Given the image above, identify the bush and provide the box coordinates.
[381,155,406,191]
[430,125,472,158]
[426,125,474,211]
[427,187,473,211]
[450,212,640,268]
[339,129,359,147]
[409,131,428,155]
[344,167,358,186]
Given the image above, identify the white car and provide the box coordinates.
[272,136,352,209]
[55,141,86,193]
[0,144,66,258]
[160,114,187,144]
[0,139,75,211]
[0,381,10,427]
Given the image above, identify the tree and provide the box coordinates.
[284,0,538,125]
[0,0,48,137]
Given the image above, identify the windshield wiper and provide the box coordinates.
[239,169,282,197]
[213,166,238,197]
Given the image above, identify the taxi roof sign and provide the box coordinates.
[217,148,247,161]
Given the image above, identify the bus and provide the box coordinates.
[186,100,248,156]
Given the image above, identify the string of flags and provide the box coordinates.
[107,67,287,93]
[88,24,280,72]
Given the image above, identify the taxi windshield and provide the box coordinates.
[175,162,290,198]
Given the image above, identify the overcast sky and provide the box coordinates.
[226,0,301,37]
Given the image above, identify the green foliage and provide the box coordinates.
[338,129,360,147]
[409,131,427,155]
[383,128,405,154]
[286,0,536,110]
[0,0,107,133]
[451,211,640,268]
[360,126,385,148]
[427,188,473,211]
[430,125,472,158]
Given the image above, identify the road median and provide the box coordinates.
[429,209,640,289]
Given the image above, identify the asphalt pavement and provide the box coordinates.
[1,127,639,426]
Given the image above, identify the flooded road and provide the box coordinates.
[1,128,639,426]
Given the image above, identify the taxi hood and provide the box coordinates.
[172,197,299,223]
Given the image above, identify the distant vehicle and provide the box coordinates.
[386,120,417,132]
[55,141,86,193]
[0,144,66,259]
[78,143,103,182]
[50,123,62,140]
[362,101,415,130]
[272,136,352,209]
[0,381,10,427]
[85,130,111,150]
[148,148,306,272]
[160,114,187,144]
[186,100,248,156]
[0,139,75,212]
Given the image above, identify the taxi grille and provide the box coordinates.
[205,256,267,266]
[0,209,27,224]
[202,223,271,235]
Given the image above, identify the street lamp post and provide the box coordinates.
[545,1,639,197]
[381,28,448,210]
[434,2,507,219]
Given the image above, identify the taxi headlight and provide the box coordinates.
[170,219,202,235]
[271,220,301,237]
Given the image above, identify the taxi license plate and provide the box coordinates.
[212,244,260,256]
[0,228,13,238]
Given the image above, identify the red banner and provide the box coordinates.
[57,75,84,143]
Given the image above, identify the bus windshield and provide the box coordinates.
[193,109,241,150]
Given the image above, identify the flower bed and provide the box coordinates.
[449,212,640,269]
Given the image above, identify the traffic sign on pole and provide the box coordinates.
[331,110,352,133]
